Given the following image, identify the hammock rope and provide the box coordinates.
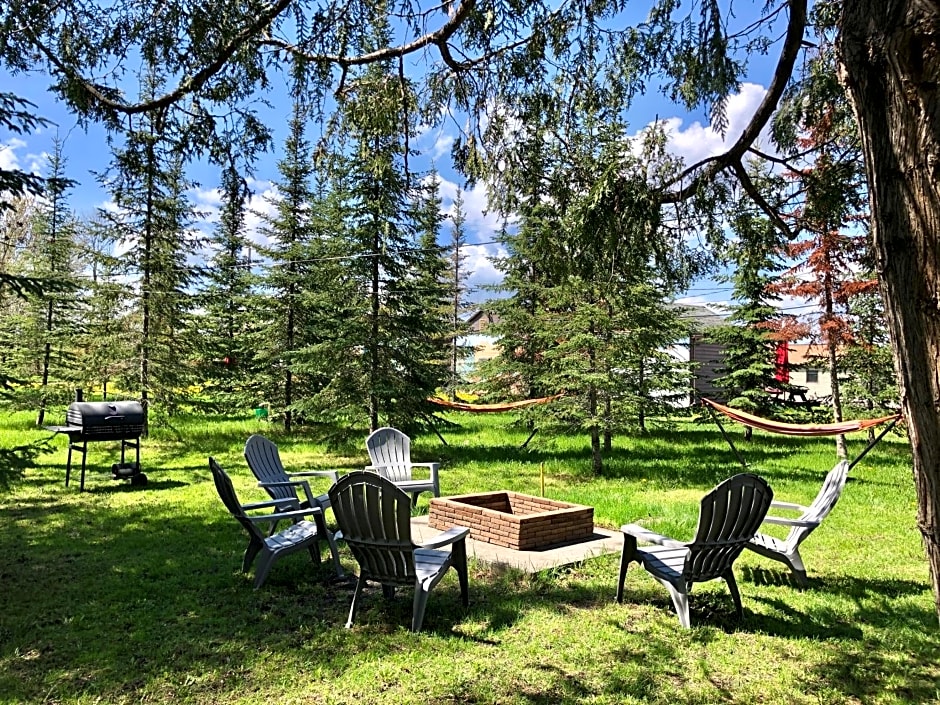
[427,394,561,413]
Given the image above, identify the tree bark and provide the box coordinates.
[822,270,848,459]
[838,0,940,619]
[589,384,602,474]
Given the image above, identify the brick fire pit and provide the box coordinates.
[428,491,594,551]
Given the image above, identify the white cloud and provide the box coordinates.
[463,242,505,294]
[644,83,771,166]
[192,185,223,209]
[430,176,509,297]
[244,180,279,248]
[433,176,513,244]
[0,138,27,172]
[26,150,47,176]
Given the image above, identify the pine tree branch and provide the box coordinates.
[24,0,293,116]
[261,0,477,69]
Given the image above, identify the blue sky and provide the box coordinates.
[1,18,801,311]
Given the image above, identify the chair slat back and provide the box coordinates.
[685,473,773,583]
[244,435,297,504]
[803,460,850,525]
[209,457,264,541]
[365,427,413,483]
[329,471,417,584]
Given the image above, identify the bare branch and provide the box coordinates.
[732,159,798,238]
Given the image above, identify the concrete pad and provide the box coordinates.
[410,515,623,573]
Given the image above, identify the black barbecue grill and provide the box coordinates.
[46,398,147,491]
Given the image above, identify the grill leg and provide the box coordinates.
[65,444,73,487]
[79,441,88,492]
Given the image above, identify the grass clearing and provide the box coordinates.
[0,410,936,704]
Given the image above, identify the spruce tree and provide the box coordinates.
[32,135,80,423]
[99,76,199,427]
[444,187,472,398]
[72,215,136,399]
[253,84,318,432]
[326,18,452,432]
[710,197,790,435]
[194,155,257,410]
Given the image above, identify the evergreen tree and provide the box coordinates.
[768,13,874,457]
[0,195,40,393]
[32,135,80,424]
[194,154,257,410]
[322,18,452,432]
[840,263,899,438]
[72,215,136,399]
[710,193,791,437]
[444,187,472,398]
[253,84,319,432]
[483,64,696,471]
[99,74,199,427]
[405,172,452,407]
[0,139,82,413]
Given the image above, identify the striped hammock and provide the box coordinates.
[427,395,561,413]
[701,398,900,437]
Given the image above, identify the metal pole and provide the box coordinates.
[705,403,749,470]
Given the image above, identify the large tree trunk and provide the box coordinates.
[838,1,940,619]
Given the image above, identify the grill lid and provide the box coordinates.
[67,401,145,429]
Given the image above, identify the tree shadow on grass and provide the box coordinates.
[0,491,934,705]
[81,478,191,494]
[0,438,56,490]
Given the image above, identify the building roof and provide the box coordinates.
[672,302,729,331]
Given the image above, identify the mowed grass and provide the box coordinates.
[0,410,936,704]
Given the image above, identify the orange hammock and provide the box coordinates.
[701,397,902,470]
[701,398,900,436]
[427,394,561,413]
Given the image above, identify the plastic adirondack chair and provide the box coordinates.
[745,460,850,585]
[364,427,440,506]
[617,473,774,628]
[244,434,338,516]
[328,471,469,632]
[209,457,343,588]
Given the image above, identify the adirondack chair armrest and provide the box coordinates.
[288,469,340,483]
[419,526,470,549]
[769,500,810,513]
[410,462,440,480]
[258,478,320,508]
[620,523,687,549]
[761,515,818,528]
[240,498,285,511]
[244,505,325,525]
[364,464,381,472]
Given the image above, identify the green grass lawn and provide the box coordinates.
[0,410,936,704]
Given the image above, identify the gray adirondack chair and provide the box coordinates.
[244,434,338,515]
[209,457,343,588]
[617,473,773,628]
[328,471,469,632]
[364,427,440,506]
[745,460,850,585]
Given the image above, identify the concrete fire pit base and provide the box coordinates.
[428,491,594,551]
